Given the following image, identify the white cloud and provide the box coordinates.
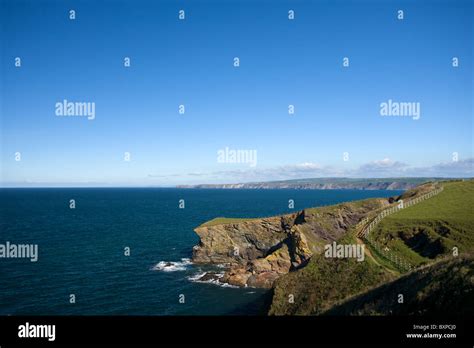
[356,158,409,176]
[147,158,474,185]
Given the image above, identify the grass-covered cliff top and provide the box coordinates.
[269,179,474,315]
[199,217,260,227]
[197,180,458,229]
[198,197,392,229]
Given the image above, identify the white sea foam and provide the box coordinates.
[187,271,207,281]
[187,271,238,288]
[151,258,192,272]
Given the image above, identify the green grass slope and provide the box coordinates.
[268,234,394,315]
[370,180,474,268]
[323,254,474,316]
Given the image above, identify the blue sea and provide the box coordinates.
[0,188,402,315]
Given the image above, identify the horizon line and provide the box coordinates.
[1,177,472,189]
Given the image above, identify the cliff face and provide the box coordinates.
[192,216,293,264]
[192,198,389,288]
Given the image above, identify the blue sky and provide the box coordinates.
[1,0,473,186]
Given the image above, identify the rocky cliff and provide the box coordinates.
[192,198,390,288]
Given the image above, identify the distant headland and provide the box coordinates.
[177,177,456,191]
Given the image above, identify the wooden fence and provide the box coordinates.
[355,185,444,272]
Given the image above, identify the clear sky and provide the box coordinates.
[1,0,473,186]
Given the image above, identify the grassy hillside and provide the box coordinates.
[269,179,474,315]
[268,234,394,315]
[323,254,474,316]
[370,180,474,268]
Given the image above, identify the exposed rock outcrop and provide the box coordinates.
[192,198,389,288]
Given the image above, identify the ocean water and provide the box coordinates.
[0,188,402,315]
